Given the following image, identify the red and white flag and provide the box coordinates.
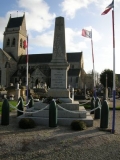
[82,29,92,38]
[101,1,114,15]
[23,40,27,49]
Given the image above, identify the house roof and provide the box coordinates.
[18,52,82,64]
[7,16,23,28]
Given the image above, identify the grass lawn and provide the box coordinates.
[0,100,18,114]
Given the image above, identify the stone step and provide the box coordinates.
[17,114,93,127]
[25,109,87,118]
[33,101,81,111]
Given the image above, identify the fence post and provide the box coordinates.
[17,97,24,117]
[29,95,34,108]
[49,99,57,127]
[100,100,109,129]
[1,98,10,125]
[94,97,101,119]
[91,96,95,114]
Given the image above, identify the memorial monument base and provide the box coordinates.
[17,101,93,127]
[47,89,73,103]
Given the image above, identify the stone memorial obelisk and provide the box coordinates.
[47,16,72,103]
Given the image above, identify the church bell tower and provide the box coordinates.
[3,13,27,61]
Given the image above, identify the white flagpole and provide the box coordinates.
[91,30,96,98]
[111,0,116,133]
[26,36,29,105]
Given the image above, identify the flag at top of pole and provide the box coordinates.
[101,0,116,134]
[82,29,92,38]
[101,0,114,15]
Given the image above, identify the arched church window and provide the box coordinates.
[20,39,23,48]
[6,38,10,46]
[12,38,16,46]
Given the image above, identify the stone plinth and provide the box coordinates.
[47,89,72,103]
[17,101,93,127]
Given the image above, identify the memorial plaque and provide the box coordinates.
[51,69,67,88]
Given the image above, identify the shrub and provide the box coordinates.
[71,120,86,131]
[19,118,36,129]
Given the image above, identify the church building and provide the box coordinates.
[0,14,86,90]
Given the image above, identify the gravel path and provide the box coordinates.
[0,109,120,160]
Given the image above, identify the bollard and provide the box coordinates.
[29,95,34,108]
[94,97,101,119]
[49,99,57,127]
[17,97,24,116]
[90,96,95,114]
[1,98,10,125]
[100,100,109,129]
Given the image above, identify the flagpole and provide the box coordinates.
[111,0,116,133]
[26,35,29,105]
[91,32,96,98]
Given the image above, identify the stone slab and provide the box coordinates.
[32,101,82,111]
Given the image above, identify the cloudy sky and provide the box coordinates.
[0,0,120,74]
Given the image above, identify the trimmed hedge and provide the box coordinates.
[19,118,36,129]
[71,120,86,131]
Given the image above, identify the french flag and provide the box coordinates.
[101,1,114,15]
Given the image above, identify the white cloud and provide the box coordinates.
[65,28,87,51]
[17,0,56,32]
[0,0,56,44]
[60,0,120,19]
[96,0,120,11]
[60,0,95,19]
[27,27,88,53]
[30,31,54,47]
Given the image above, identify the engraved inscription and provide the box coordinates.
[51,70,66,88]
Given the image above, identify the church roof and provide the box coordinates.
[68,69,80,76]
[67,52,82,62]
[18,52,82,64]
[7,16,23,28]
[0,48,12,60]
[12,67,50,77]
